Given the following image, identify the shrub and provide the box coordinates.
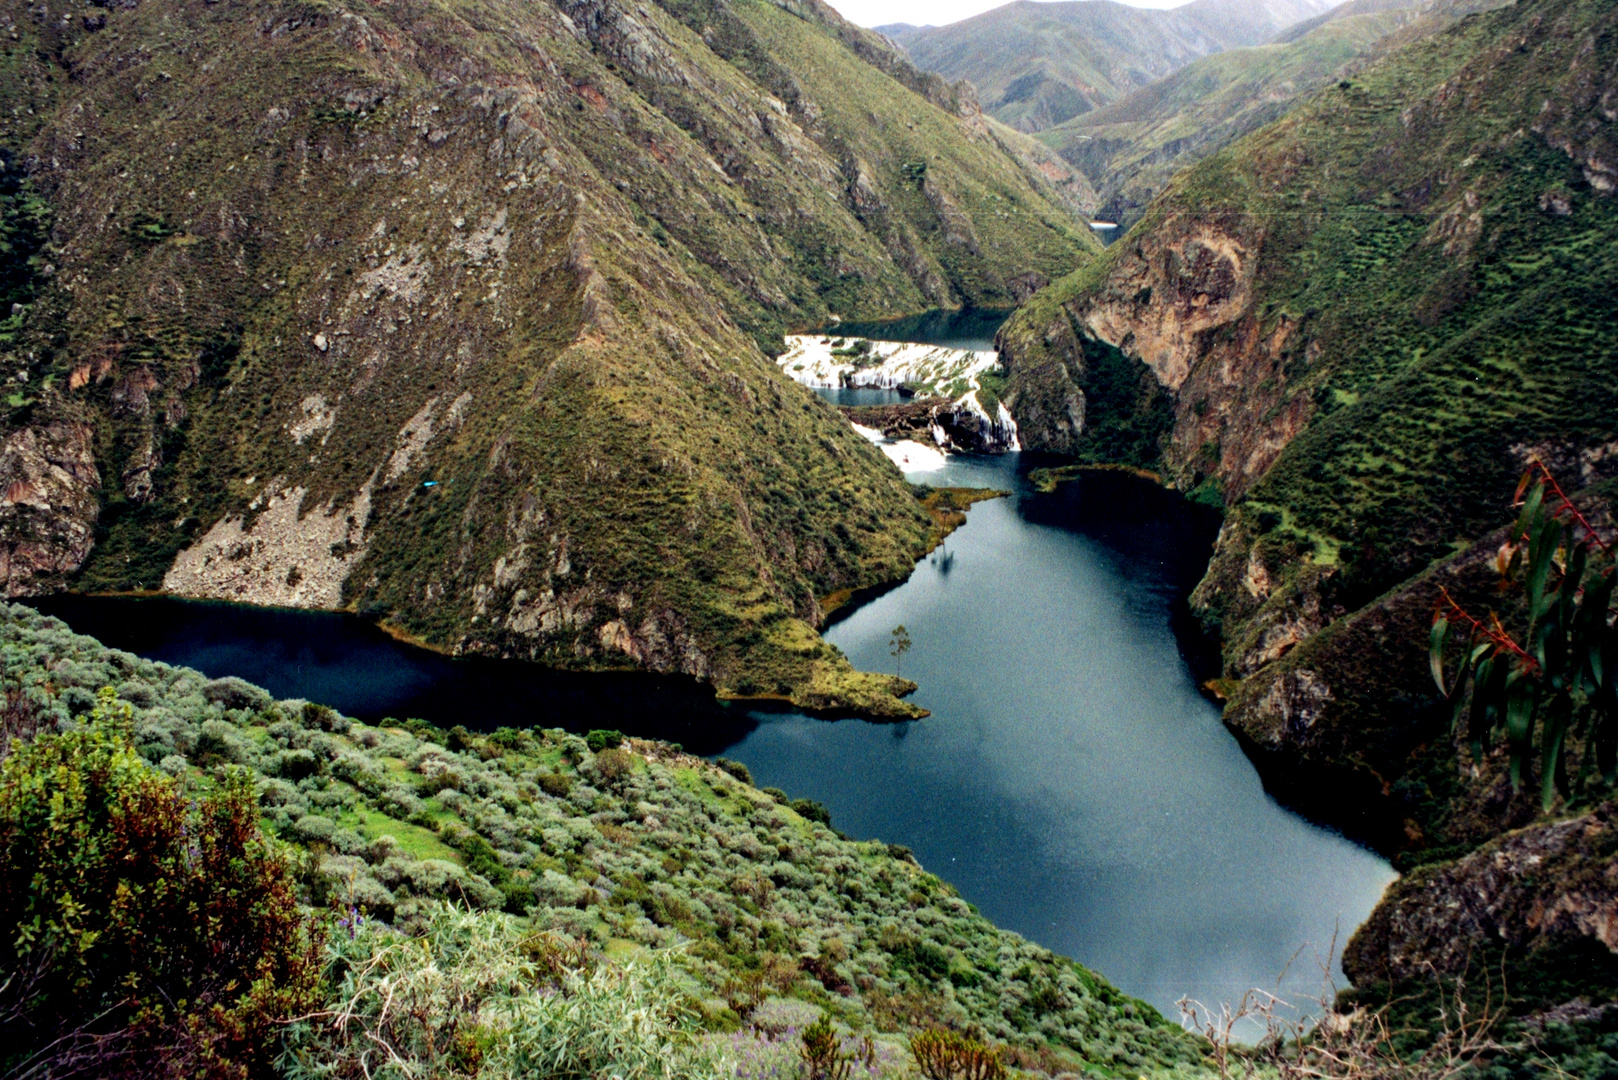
[0,689,324,1078]
[537,771,574,797]
[800,1013,877,1080]
[792,797,832,827]
[715,757,753,784]
[593,747,634,785]
[0,686,50,760]
[279,905,732,1080]
[586,728,625,752]
[302,702,348,734]
[909,1028,1006,1080]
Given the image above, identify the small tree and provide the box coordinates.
[890,624,913,678]
[1430,461,1618,808]
[910,1028,1006,1080]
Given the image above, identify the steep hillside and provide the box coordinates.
[1038,6,1423,231]
[0,0,1096,716]
[0,602,1207,1073]
[1000,0,1618,1022]
[892,0,1334,133]
[1040,0,1520,232]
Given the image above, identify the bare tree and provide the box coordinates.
[1178,950,1508,1080]
[889,625,912,678]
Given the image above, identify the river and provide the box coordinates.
[720,456,1395,1024]
[27,326,1396,1026]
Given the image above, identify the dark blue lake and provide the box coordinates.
[30,458,1394,1026]
[826,307,1010,352]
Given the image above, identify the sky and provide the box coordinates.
[825,0,1187,30]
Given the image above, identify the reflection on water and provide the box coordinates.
[29,594,760,754]
[827,308,1011,352]
[717,457,1397,1024]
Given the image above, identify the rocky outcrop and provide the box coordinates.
[163,478,376,610]
[1345,807,1618,986]
[841,398,1018,454]
[999,211,1308,500]
[0,422,100,595]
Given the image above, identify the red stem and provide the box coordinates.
[1526,458,1613,555]
[1436,586,1537,671]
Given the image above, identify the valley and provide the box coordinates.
[20,457,1398,1034]
[1,0,1615,1071]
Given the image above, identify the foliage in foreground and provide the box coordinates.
[0,690,324,1079]
[0,603,1201,1074]
[1432,464,1618,810]
[280,905,731,1080]
[1181,967,1506,1080]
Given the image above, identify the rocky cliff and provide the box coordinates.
[998,0,1618,1032]
[0,0,1096,715]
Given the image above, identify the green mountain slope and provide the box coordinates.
[892,0,1334,133]
[0,602,1207,1072]
[0,0,1095,716]
[1000,0,1618,1024]
[1037,7,1424,231]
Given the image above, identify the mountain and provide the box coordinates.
[875,20,931,44]
[1039,0,1516,231]
[890,0,1336,133]
[999,0,1618,1029]
[1037,6,1423,230]
[0,0,1098,717]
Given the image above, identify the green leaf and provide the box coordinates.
[1561,539,1588,630]
[1430,617,1451,696]
[1514,482,1544,541]
[1581,571,1614,689]
[1467,655,1500,753]
[1541,692,1571,811]
[1526,514,1561,627]
[1504,671,1538,790]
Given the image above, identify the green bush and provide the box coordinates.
[792,797,833,827]
[586,728,625,752]
[537,771,574,797]
[715,757,753,784]
[279,905,732,1080]
[0,688,324,1078]
[592,746,635,786]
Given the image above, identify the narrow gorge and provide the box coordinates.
[997,0,1618,1044]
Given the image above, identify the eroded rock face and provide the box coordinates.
[1345,808,1618,986]
[1077,218,1257,393]
[0,422,101,595]
[1000,212,1312,502]
[164,479,375,609]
